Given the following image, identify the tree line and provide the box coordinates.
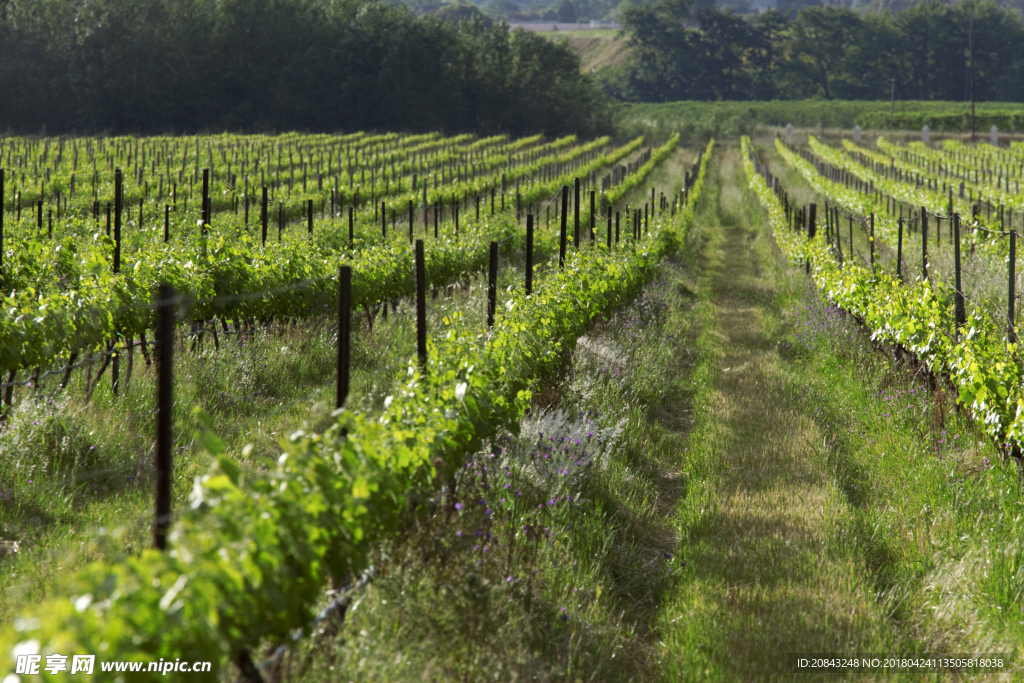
[610,0,1024,103]
[0,0,609,136]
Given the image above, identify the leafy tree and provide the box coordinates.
[0,0,606,135]
[745,10,790,98]
[615,0,1024,104]
[894,0,963,100]
[620,0,699,100]
[956,0,1024,102]
[696,9,776,99]
[557,0,577,22]
[785,6,862,100]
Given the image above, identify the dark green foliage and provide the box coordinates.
[0,0,609,136]
[557,0,577,22]
[436,2,494,23]
[616,0,1024,103]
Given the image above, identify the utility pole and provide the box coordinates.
[969,16,976,141]
[889,79,895,131]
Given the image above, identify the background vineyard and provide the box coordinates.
[738,134,1024,674]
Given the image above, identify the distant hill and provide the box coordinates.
[537,29,632,74]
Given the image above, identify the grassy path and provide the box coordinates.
[657,147,916,681]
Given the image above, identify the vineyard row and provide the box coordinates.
[0,139,712,681]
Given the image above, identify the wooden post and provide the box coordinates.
[559,185,568,270]
[922,207,928,281]
[615,211,620,244]
[164,204,169,242]
[201,168,209,229]
[1010,230,1017,343]
[114,169,122,273]
[409,199,414,243]
[526,214,534,295]
[896,217,904,281]
[154,283,175,551]
[573,177,580,248]
[848,215,853,262]
[415,240,427,371]
[954,213,966,331]
[261,186,268,246]
[806,203,816,274]
[336,266,351,409]
[381,201,386,239]
[487,241,498,327]
[869,213,875,268]
[308,199,313,234]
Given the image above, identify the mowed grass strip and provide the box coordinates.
[657,148,917,682]
[744,140,1024,677]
